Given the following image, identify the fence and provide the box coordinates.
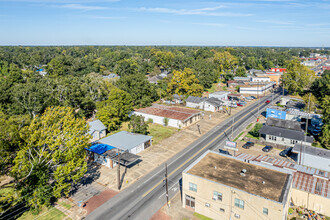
[244,137,288,150]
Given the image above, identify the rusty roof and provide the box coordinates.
[293,172,330,199]
[187,152,290,202]
[236,153,330,198]
[135,104,201,121]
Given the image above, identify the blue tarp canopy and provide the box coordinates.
[85,144,116,155]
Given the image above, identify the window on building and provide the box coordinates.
[213,191,222,201]
[189,182,197,192]
[234,198,244,209]
[263,208,268,215]
[185,195,195,208]
[318,171,325,176]
[315,182,322,193]
[220,208,225,212]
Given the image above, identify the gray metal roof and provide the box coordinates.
[209,91,230,96]
[266,118,302,131]
[186,96,207,104]
[173,94,183,100]
[259,125,314,143]
[88,120,107,135]
[98,131,152,151]
[286,108,321,119]
[293,144,330,159]
[205,97,223,107]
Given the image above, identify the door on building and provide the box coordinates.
[185,195,195,209]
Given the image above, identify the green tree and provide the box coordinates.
[96,87,133,131]
[11,106,89,209]
[116,73,159,107]
[213,51,238,74]
[319,96,330,148]
[193,59,218,89]
[311,70,330,100]
[46,56,65,77]
[282,60,315,94]
[114,58,139,77]
[0,113,30,175]
[128,115,149,135]
[236,66,247,77]
[167,68,204,96]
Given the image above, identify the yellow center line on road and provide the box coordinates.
[141,100,267,198]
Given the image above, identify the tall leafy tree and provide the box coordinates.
[319,96,330,148]
[96,87,133,131]
[128,115,149,135]
[11,106,89,209]
[282,60,315,94]
[213,51,238,74]
[167,68,204,96]
[116,73,158,107]
[114,58,139,77]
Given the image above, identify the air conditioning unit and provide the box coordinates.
[235,213,240,218]
[205,203,210,207]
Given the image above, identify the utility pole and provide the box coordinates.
[117,151,121,190]
[165,163,169,207]
[197,124,201,135]
[302,93,311,165]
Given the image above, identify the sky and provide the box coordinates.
[0,0,329,47]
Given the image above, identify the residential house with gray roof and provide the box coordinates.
[88,120,107,142]
[259,125,314,147]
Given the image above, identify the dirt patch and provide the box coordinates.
[83,189,118,214]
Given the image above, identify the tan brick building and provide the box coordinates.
[182,151,292,220]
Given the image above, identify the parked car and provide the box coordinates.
[229,103,237,108]
[237,102,246,106]
[219,149,232,156]
[279,147,293,157]
[262,146,273,152]
[265,100,271,104]
[250,96,256,99]
[242,141,254,149]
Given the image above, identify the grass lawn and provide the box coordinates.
[148,123,177,145]
[312,141,330,150]
[109,121,177,145]
[0,183,15,198]
[18,207,66,220]
[233,132,244,142]
[59,201,72,210]
[193,212,213,220]
[245,123,262,140]
[246,123,253,130]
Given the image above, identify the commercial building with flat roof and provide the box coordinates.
[182,151,292,220]
[236,152,330,217]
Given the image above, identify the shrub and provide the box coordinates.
[163,117,169,126]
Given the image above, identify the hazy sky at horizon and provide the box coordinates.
[0,0,329,47]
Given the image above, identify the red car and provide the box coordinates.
[237,103,243,106]
[266,100,271,103]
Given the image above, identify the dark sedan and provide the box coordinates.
[242,141,254,149]
[262,146,273,152]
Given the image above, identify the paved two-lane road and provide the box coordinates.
[86,93,280,220]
